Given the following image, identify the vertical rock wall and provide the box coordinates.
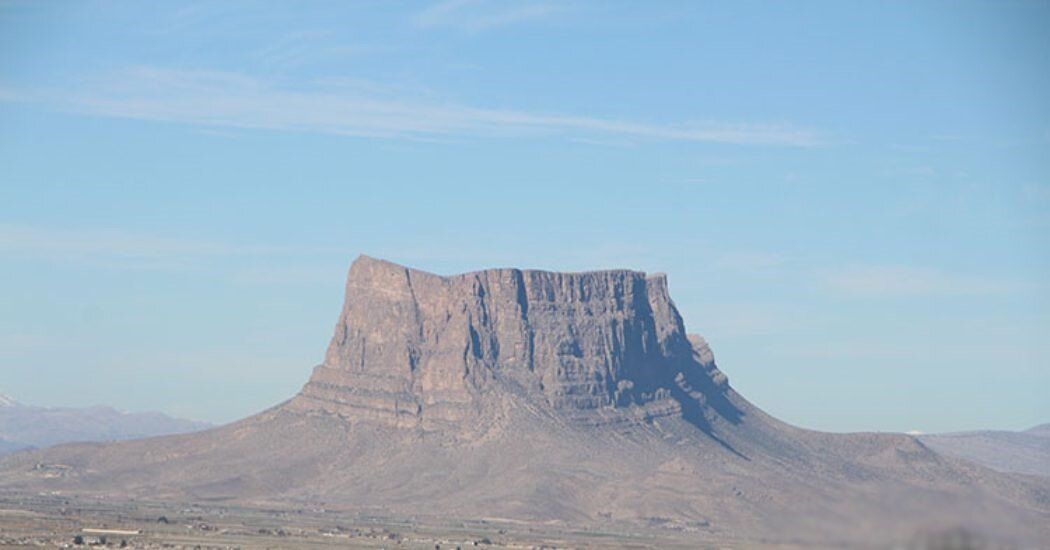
[290,256,730,429]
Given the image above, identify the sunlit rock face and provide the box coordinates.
[290,255,734,430]
[3,255,1048,547]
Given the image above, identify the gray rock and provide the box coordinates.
[291,256,735,434]
[1,256,1047,547]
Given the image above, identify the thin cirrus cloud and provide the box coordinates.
[823,265,1024,297]
[0,223,230,262]
[413,0,565,32]
[0,223,341,271]
[712,252,788,274]
[23,67,822,147]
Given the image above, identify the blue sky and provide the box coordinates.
[1,1,1048,433]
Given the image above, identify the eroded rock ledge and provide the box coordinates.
[288,255,732,430]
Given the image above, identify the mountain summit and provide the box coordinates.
[1,256,1047,546]
[289,256,736,438]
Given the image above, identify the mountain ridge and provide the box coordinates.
[919,424,1050,478]
[1,256,1046,546]
[288,255,739,440]
[0,396,210,455]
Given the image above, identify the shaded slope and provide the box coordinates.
[920,424,1050,477]
[1,256,1047,546]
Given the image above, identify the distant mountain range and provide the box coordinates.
[0,438,23,454]
[0,393,210,455]
[919,424,1050,478]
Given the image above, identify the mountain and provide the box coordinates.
[1028,423,1050,436]
[1,256,1047,546]
[0,395,210,455]
[0,439,22,455]
[919,424,1050,478]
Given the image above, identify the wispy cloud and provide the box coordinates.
[414,0,564,31]
[1022,183,1050,202]
[699,303,826,338]
[0,332,53,353]
[0,223,342,273]
[713,252,787,275]
[10,66,823,146]
[823,265,1023,297]
[0,84,23,102]
[231,265,344,285]
[0,224,230,268]
[250,31,383,69]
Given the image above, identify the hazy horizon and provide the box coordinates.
[2,1,1048,434]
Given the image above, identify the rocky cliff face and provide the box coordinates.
[289,256,734,430]
[3,255,1048,546]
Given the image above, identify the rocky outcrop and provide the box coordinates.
[289,256,736,430]
[3,255,1049,546]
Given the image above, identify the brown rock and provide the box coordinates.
[290,256,735,432]
[2,255,1048,547]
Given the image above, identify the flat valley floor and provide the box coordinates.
[0,493,1001,549]
[0,493,901,549]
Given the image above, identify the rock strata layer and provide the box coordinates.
[2,255,1048,546]
[289,256,731,430]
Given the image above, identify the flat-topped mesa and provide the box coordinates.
[289,255,732,429]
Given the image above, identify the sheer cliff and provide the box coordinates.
[0,256,1047,546]
[289,256,736,434]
